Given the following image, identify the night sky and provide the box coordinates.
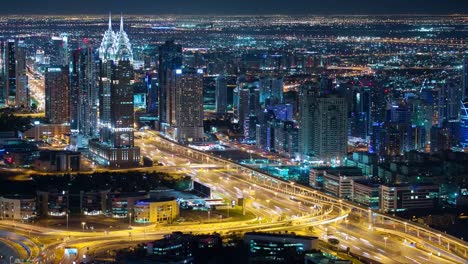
[0,0,466,15]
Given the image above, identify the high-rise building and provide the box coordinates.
[235,77,260,132]
[298,82,319,158]
[98,14,117,62]
[90,60,140,168]
[89,15,140,168]
[158,40,183,130]
[114,16,134,63]
[215,73,227,115]
[110,60,135,147]
[16,75,29,109]
[145,73,158,115]
[15,41,29,109]
[45,67,70,124]
[459,100,468,149]
[4,40,16,106]
[438,80,461,125]
[462,58,468,100]
[70,42,99,148]
[312,94,348,160]
[259,76,283,106]
[202,75,216,112]
[50,34,68,67]
[169,69,204,142]
[299,82,348,162]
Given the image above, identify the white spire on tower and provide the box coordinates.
[99,12,133,63]
[120,14,124,32]
[115,13,133,63]
[108,12,112,30]
[99,13,117,62]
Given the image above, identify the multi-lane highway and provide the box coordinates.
[0,129,467,263]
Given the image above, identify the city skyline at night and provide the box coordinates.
[0,2,466,263]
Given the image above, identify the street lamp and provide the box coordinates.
[66,213,69,230]
[129,213,132,226]
[81,222,86,232]
[383,236,388,248]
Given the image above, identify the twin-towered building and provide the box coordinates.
[98,14,134,63]
[89,14,140,168]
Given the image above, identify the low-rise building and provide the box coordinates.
[352,180,380,209]
[309,166,362,191]
[0,195,36,220]
[81,190,110,216]
[323,171,365,200]
[244,232,319,263]
[88,140,141,168]
[2,141,39,167]
[146,232,194,263]
[345,152,378,176]
[37,190,69,217]
[305,252,352,264]
[109,192,149,218]
[33,150,81,172]
[22,123,70,142]
[134,197,179,224]
[380,184,439,212]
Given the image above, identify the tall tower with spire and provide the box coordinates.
[115,15,134,63]
[90,14,140,168]
[98,14,133,63]
[98,13,117,62]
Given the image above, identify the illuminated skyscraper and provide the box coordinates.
[462,58,468,100]
[15,40,29,109]
[50,34,68,67]
[235,76,260,132]
[146,73,158,114]
[4,40,16,106]
[215,73,227,115]
[91,59,140,167]
[2,40,29,108]
[438,80,461,126]
[170,69,204,142]
[299,82,347,162]
[70,41,99,148]
[45,67,70,124]
[460,100,468,149]
[114,15,134,63]
[298,82,319,158]
[98,14,117,62]
[259,76,283,106]
[89,15,140,168]
[158,40,183,130]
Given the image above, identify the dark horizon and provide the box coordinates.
[0,0,467,15]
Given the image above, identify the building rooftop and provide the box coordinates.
[353,179,381,187]
[2,194,35,200]
[135,197,176,205]
[244,232,318,241]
